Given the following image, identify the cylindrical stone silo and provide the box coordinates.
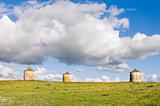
[24,68,35,80]
[63,72,72,82]
[130,69,142,82]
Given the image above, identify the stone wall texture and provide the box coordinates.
[24,71,35,80]
[130,72,142,82]
[63,73,72,82]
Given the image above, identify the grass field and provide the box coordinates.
[0,81,160,106]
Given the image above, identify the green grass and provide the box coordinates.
[0,81,160,106]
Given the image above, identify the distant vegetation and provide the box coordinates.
[0,81,160,106]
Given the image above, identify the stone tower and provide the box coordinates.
[24,68,35,80]
[63,72,72,82]
[130,68,142,82]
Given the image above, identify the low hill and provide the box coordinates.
[0,80,160,106]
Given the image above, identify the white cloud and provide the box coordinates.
[146,74,160,82]
[101,75,111,82]
[0,1,159,72]
[108,5,124,16]
[85,75,125,82]
[0,64,21,80]
[36,67,78,82]
[122,33,160,60]
[0,65,63,81]
[97,63,130,72]
[108,17,129,29]
[35,67,62,82]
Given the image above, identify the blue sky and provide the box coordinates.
[0,0,160,82]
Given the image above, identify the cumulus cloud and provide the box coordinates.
[109,17,129,28]
[35,67,62,82]
[146,74,160,82]
[0,64,65,81]
[35,67,78,82]
[0,65,63,81]
[0,1,159,72]
[122,33,160,60]
[97,63,130,72]
[85,75,125,82]
[0,64,21,80]
[108,5,124,16]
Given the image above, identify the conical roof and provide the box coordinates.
[131,68,140,73]
[25,68,34,71]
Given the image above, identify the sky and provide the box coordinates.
[0,0,160,82]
